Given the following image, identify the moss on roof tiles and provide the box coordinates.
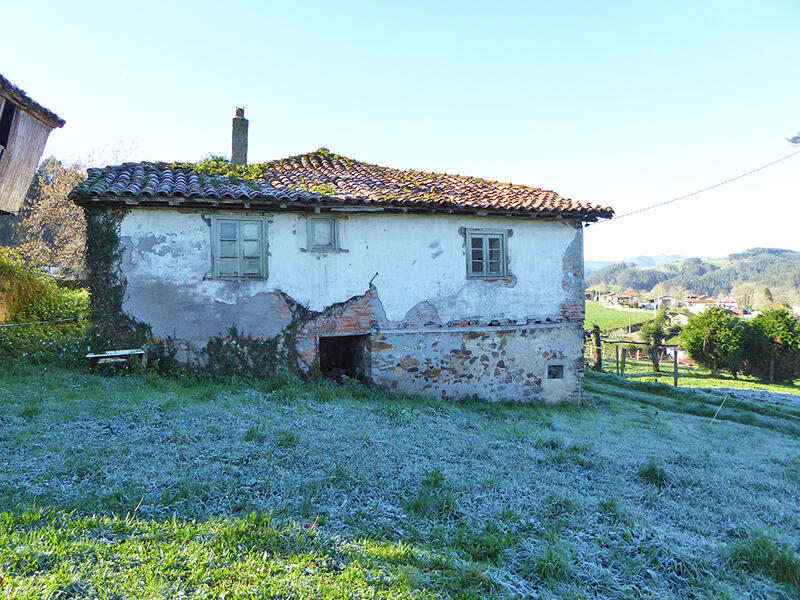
[71,149,614,219]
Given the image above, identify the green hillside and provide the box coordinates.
[587,248,800,296]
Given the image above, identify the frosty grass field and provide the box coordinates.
[1,363,799,599]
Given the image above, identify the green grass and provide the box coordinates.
[1,362,799,598]
[728,531,800,591]
[594,349,800,396]
[638,458,669,489]
[585,302,653,333]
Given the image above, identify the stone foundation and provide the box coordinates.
[369,324,583,403]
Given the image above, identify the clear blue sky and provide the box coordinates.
[4,0,799,260]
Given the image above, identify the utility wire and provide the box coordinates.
[609,148,800,221]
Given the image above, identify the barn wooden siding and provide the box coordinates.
[0,96,54,214]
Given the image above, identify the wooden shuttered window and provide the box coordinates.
[466,230,508,278]
[212,217,267,278]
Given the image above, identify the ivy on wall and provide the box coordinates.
[277,292,320,378]
[84,207,151,351]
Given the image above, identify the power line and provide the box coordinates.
[608,148,800,221]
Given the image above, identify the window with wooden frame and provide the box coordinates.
[0,100,16,162]
[466,229,508,278]
[306,217,338,251]
[211,216,267,278]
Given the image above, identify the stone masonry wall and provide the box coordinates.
[370,325,584,403]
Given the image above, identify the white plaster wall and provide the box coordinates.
[119,208,582,324]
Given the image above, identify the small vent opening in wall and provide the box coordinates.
[319,334,371,381]
[547,365,564,379]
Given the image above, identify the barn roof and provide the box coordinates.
[71,149,614,220]
[0,74,65,129]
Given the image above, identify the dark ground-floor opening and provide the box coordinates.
[318,334,371,381]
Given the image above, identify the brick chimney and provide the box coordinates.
[231,107,248,166]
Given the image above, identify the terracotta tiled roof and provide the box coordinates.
[0,74,65,129]
[71,149,613,220]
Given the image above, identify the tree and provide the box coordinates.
[680,308,743,378]
[639,307,667,372]
[11,158,87,277]
[731,283,756,312]
[742,309,800,382]
[763,286,774,308]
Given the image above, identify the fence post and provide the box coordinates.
[673,350,678,387]
[615,344,619,375]
[591,326,602,372]
[621,347,627,377]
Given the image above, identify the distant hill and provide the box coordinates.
[586,254,684,274]
[587,248,800,296]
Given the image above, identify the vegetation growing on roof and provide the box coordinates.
[175,154,274,181]
[173,150,450,203]
[172,151,357,199]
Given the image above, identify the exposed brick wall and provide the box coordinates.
[271,270,586,403]
[272,283,585,403]
[559,223,585,322]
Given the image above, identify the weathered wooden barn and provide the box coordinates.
[72,110,613,402]
[0,74,65,215]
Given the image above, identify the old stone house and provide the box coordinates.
[71,112,612,402]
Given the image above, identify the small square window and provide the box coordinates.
[465,229,508,278]
[211,217,267,278]
[307,217,338,251]
[547,365,564,380]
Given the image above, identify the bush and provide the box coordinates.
[742,309,800,383]
[202,325,286,379]
[680,308,743,378]
[0,249,89,360]
[639,307,667,372]
[147,337,182,375]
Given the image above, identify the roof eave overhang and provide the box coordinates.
[0,89,65,129]
[71,194,612,222]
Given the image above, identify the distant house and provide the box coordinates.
[598,292,638,306]
[686,295,718,314]
[653,296,674,310]
[70,109,613,403]
[615,292,638,305]
[0,74,64,214]
[686,294,710,304]
[716,296,738,310]
[668,313,690,327]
